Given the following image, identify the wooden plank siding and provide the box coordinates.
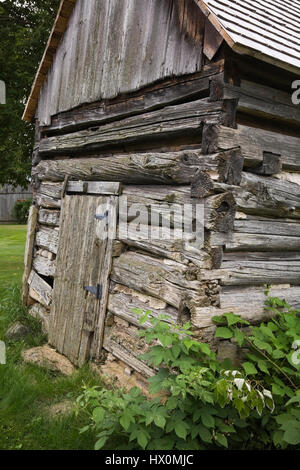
[34,0,206,126]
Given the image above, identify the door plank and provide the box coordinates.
[49,194,116,365]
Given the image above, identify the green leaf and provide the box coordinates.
[92,407,105,424]
[137,431,149,449]
[198,343,211,356]
[120,413,131,431]
[257,360,270,375]
[283,423,300,445]
[95,436,108,450]
[286,396,300,406]
[198,425,212,442]
[212,315,227,325]
[215,327,233,339]
[154,415,166,430]
[159,334,173,347]
[200,410,215,428]
[215,433,228,448]
[242,362,258,375]
[79,425,90,434]
[175,422,188,440]
[234,329,245,347]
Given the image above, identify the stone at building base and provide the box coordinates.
[22,344,75,376]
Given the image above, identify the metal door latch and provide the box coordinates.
[84,284,102,300]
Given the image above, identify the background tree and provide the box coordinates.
[0,0,60,187]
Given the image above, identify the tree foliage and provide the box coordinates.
[0,0,59,187]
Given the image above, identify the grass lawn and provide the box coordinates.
[0,224,27,290]
[0,224,102,450]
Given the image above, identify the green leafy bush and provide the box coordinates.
[76,299,300,450]
[13,199,32,224]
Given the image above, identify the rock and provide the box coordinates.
[22,345,75,376]
[46,400,75,418]
[5,322,31,341]
[217,341,241,367]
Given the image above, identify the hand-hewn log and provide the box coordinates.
[220,285,300,311]
[38,208,60,227]
[210,215,300,251]
[36,182,63,208]
[121,186,236,233]
[33,149,243,186]
[108,283,178,328]
[28,270,52,307]
[33,254,56,277]
[103,337,155,378]
[192,285,300,328]
[200,252,300,286]
[36,227,59,254]
[215,172,300,219]
[38,99,235,157]
[202,124,300,171]
[111,251,208,310]
[249,152,282,176]
[119,223,211,267]
[67,181,122,195]
[223,81,300,126]
[22,206,38,305]
[210,232,300,252]
[43,61,224,135]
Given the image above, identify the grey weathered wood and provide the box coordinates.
[220,285,300,311]
[36,227,59,254]
[108,284,178,328]
[38,99,231,157]
[111,251,208,310]
[33,254,56,277]
[67,181,122,195]
[49,194,117,366]
[36,0,207,126]
[223,80,300,125]
[36,182,62,209]
[121,186,236,233]
[215,172,300,219]
[103,336,155,378]
[90,196,118,360]
[203,124,300,171]
[33,149,242,186]
[192,285,300,328]
[28,270,52,307]
[38,208,60,226]
[120,223,211,267]
[210,215,300,251]
[43,61,224,135]
[200,252,300,286]
[210,232,300,252]
[22,206,38,305]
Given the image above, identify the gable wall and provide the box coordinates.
[37,0,205,126]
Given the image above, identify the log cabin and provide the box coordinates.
[22,0,300,385]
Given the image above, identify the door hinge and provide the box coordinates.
[84,284,102,300]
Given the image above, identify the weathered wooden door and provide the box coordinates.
[49,193,118,366]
